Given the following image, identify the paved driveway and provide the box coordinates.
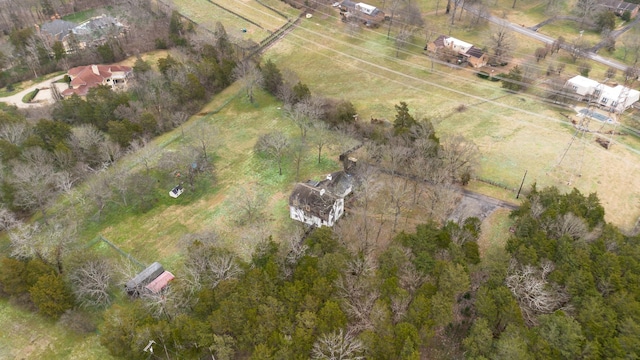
[0,74,66,109]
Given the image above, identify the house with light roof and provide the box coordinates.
[566,75,640,113]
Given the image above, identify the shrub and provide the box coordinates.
[22,88,39,103]
[155,38,168,49]
[29,273,74,319]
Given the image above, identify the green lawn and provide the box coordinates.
[0,300,115,360]
[70,84,353,264]
[62,8,100,23]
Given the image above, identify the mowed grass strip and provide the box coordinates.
[265,11,640,229]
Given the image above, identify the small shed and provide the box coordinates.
[125,262,165,296]
[144,271,175,293]
[169,185,184,198]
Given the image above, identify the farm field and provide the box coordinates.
[172,0,299,43]
[265,7,640,229]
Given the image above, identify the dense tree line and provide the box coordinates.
[463,186,640,359]
[96,220,480,359]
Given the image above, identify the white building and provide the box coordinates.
[566,75,640,113]
[289,171,353,227]
[355,2,378,15]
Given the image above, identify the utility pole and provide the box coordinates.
[516,170,527,199]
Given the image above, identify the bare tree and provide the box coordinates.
[488,26,515,65]
[286,96,325,140]
[311,329,365,360]
[310,121,334,164]
[383,176,411,233]
[9,218,76,274]
[86,173,114,221]
[183,239,243,291]
[189,123,217,163]
[506,259,570,325]
[228,185,266,226]
[439,134,479,184]
[0,122,30,145]
[336,258,379,331]
[255,131,290,175]
[543,212,588,240]
[569,36,590,62]
[9,150,61,218]
[128,139,157,175]
[395,27,412,58]
[0,206,18,231]
[69,258,113,307]
[576,0,599,28]
[233,60,264,103]
[622,31,640,64]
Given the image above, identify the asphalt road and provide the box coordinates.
[467,6,631,72]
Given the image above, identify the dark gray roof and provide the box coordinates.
[40,19,77,41]
[125,262,164,291]
[433,35,447,47]
[289,183,338,221]
[465,46,484,59]
[341,0,357,8]
[620,2,639,11]
[318,171,353,198]
[73,15,123,37]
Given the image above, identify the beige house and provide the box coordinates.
[62,64,132,97]
[425,35,488,68]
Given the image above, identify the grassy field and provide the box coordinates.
[172,0,298,44]
[76,84,353,264]
[0,300,115,360]
[264,8,640,229]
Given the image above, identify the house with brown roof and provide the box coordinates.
[425,35,488,68]
[62,64,132,97]
[289,171,353,227]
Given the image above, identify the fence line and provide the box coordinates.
[92,234,146,270]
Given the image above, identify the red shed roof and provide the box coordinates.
[144,271,175,293]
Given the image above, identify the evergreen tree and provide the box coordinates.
[29,273,74,318]
[393,101,416,135]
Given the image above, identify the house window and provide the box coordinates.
[601,97,609,104]
[612,101,618,107]
[594,89,601,96]
[572,86,578,91]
